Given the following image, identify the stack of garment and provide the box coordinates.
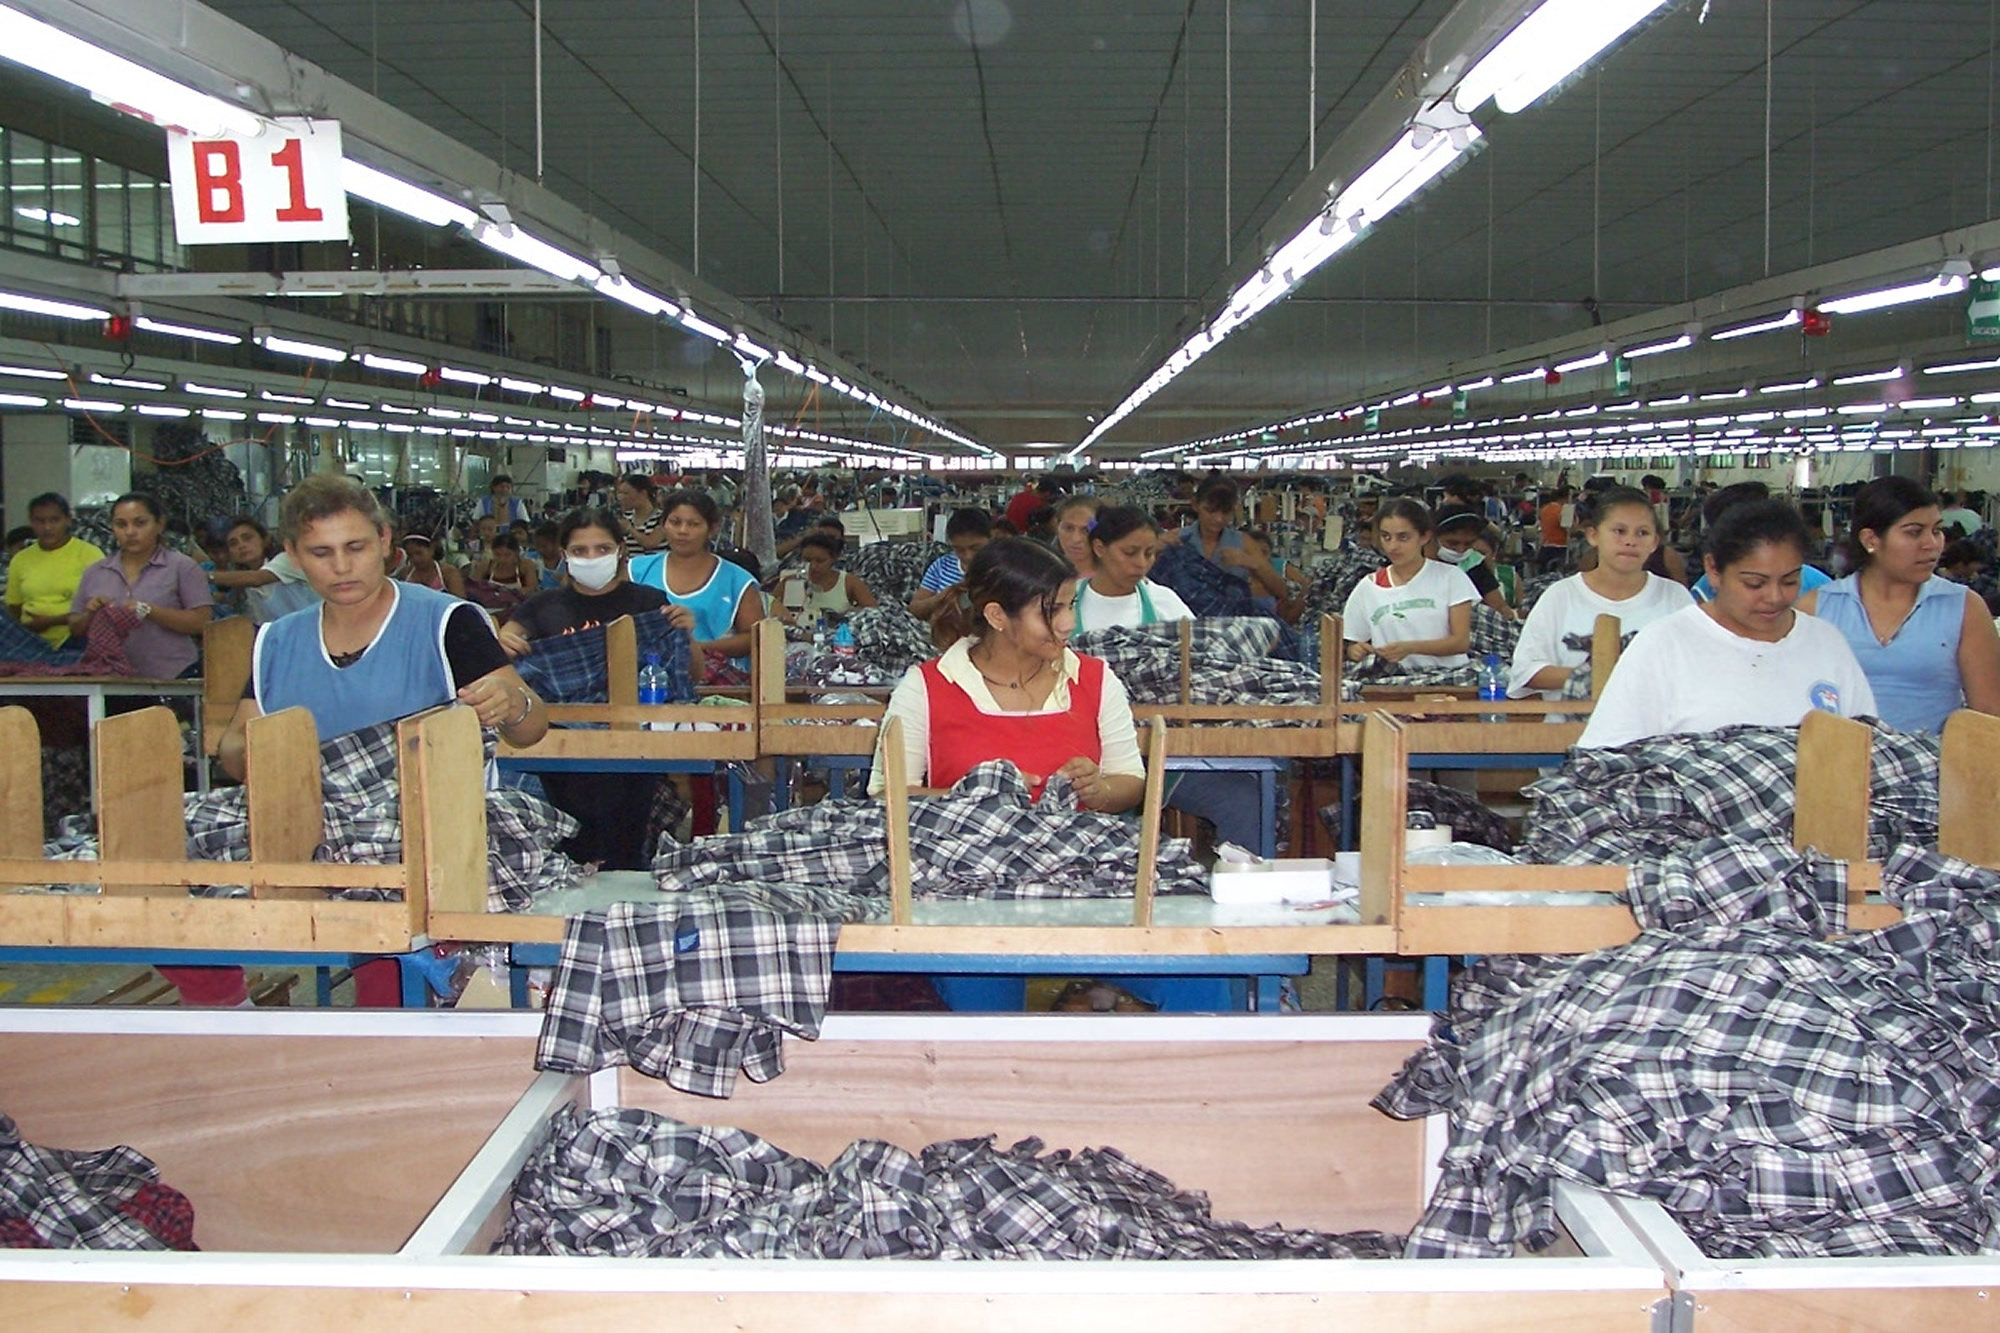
[1301,549,1386,629]
[1378,844,2000,1259]
[46,717,586,912]
[511,614,694,704]
[1074,618,1324,717]
[0,1114,197,1250]
[500,1104,1403,1260]
[843,604,938,677]
[1149,542,1263,620]
[843,539,948,607]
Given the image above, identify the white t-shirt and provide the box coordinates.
[1340,559,1479,669]
[1578,603,1877,749]
[1075,578,1193,633]
[1508,572,1692,699]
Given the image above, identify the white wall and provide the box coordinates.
[2,415,130,529]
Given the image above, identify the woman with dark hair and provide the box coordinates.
[777,530,877,622]
[615,472,667,555]
[1510,488,1691,700]
[69,492,213,678]
[1580,497,1875,749]
[1053,495,1102,579]
[1073,506,1193,634]
[8,491,100,650]
[870,537,1144,813]
[1176,479,1288,601]
[1795,477,2000,733]
[629,488,760,674]
[1691,482,1830,603]
[1340,497,1477,668]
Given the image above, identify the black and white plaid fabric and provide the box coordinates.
[51,716,584,912]
[1468,603,1520,661]
[1150,542,1264,620]
[845,604,939,677]
[0,1113,190,1250]
[1074,618,1325,718]
[1302,550,1387,629]
[845,539,948,608]
[513,614,693,703]
[652,760,1207,904]
[1519,723,1939,868]
[535,887,855,1097]
[498,1103,1403,1260]
[1378,844,2000,1260]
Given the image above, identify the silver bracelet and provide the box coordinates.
[501,686,535,729]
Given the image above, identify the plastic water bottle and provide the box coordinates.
[638,651,670,706]
[1477,653,1507,723]
[811,611,827,654]
[831,620,857,658]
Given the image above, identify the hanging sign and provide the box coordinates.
[1614,356,1633,393]
[1969,278,2000,340]
[167,118,349,245]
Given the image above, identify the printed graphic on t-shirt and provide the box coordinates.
[1809,681,1842,713]
[1372,596,1439,625]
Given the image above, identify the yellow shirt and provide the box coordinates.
[7,537,104,647]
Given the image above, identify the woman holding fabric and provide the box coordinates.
[628,488,761,677]
[1339,498,1477,669]
[1580,497,1875,749]
[1796,477,2000,733]
[69,493,212,678]
[1071,505,1194,634]
[499,507,674,870]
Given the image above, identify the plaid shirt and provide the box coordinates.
[513,614,693,704]
[498,1103,1403,1260]
[1380,843,2000,1260]
[845,539,948,608]
[50,716,584,912]
[846,604,938,677]
[651,760,1207,904]
[0,1113,197,1250]
[1074,619,1325,718]
[535,886,853,1098]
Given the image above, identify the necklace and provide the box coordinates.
[971,647,1049,693]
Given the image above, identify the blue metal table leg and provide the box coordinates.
[1258,769,1277,859]
[315,967,332,1007]
[399,954,428,1008]
[1363,956,1386,1009]
[1423,956,1450,1012]
[1253,974,1283,1012]
[1340,756,1357,851]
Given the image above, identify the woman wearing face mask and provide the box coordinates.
[870,538,1144,813]
[1072,505,1193,634]
[1053,495,1102,580]
[1431,505,1515,619]
[1509,487,1692,702]
[1795,476,2000,733]
[1580,497,1875,749]
[1341,499,1477,668]
[496,507,673,869]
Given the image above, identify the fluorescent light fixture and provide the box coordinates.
[498,377,545,395]
[1623,333,1692,359]
[438,365,494,387]
[201,407,246,421]
[773,350,805,375]
[88,372,164,391]
[592,274,678,317]
[546,386,587,403]
[132,315,240,345]
[256,412,297,424]
[0,289,108,321]
[471,220,599,284]
[733,335,773,362]
[679,310,731,343]
[1837,403,1889,415]
[135,404,189,418]
[382,422,414,433]
[341,159,477,229]
[1554,350,1610,373]
[303,416,339,428]
[342,419,378,431]
[1924,356,2000,375]
[1500,366,1548,384]
[1461,377,1498,393]
[253,328,348,362]
[1390,391,1421,407]
[1711,309,1801,341]
[0,363,64,380]
[1759,378,1819,394]
[0,4,265,137]
[259,390,313,405]
[1833,367,1902,386]
[0,391,44,407]
[60,397,119,412]
[426,406,464,420]
[1819,273,1967,315]
[1454,0,1674,115]
[182,381,247,399]
[1901,396,1960,411]
[359,351,428,376]
[593,395,625,409]
[380,403,418,416]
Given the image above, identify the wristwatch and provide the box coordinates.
[132,601,152,620]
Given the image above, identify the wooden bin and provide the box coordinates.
[0,703,480,954]
[0,1010,1675,1330]
[1605,1193,2000,1332]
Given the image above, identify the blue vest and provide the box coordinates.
[254,582,461,739]
[1815,574,1965,733]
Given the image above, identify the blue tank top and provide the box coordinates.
[253,582,461,739]
[1814,574,1965,733]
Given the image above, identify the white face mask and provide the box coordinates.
[568,552,621,591]
[1440,545,1483,572]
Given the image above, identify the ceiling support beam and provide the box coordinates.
[121,270,586,300]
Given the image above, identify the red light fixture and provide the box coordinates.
[1544,368,1563,386]
[1802,307,1832,337]
[418,367,442,389]
[102,314,132,342]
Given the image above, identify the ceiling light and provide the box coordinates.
[60,397,119,412]
[1925,356,2000,375]
[1833,367,1902,386]
[183,381,248,399]
[1500,366,1548,384]
[132,315,241,345]
[341,159,477,229]
[678,310,731,343]
[593,274,678,317]
[1837,403,1889,415]
[0,4,265,138]
[0,363,64,380]
[1710,309,1801,341]
[498,377,545,395]
[0,289,109,321]
[1458,376,1495,392]
[1901,396,1960,411]
[342,419,378,431]
[773,350,805,375]
[471,220,599,284]
[1454,0,1674,115]
[733,335,773,362]
[1818,273,1967,316]
[88,372,164,391]
[1554,350,1609,373]
[359,351,428,376]
[201,407,246,421]
[135,404,189,418]
[259,390,313,405]
[546,386,586,402]
[380,403,418,416]
[253,328,348,362]
[437,366,493,388]
[1622,333,1693,359]
[0,391,44,407]
[1759,378,1819,394]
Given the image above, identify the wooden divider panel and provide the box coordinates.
[244,707,325,898]
[0,706,43,862]
[402,705,484,921]
[1132,717,1167,926]
[1793,710,1872,865]
[1358,711,1407,928]
[201,616,254,754]
[1590,614,1622,698]
[606,614,639,728]
[754,616,786,706]
[1320,612,1343,706]
[1940,708,2000,867]
[881,716,913,924]
[94,706,187,896]
[1177,616,1193,703]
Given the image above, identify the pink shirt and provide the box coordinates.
[72,546,212,677]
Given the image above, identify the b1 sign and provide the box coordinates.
[167,118,349,245]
